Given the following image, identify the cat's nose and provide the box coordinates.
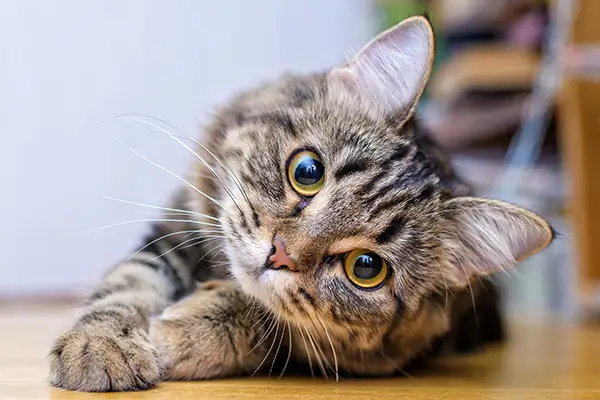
[267,237,297,272]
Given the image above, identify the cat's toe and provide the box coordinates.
[49,326,160,392]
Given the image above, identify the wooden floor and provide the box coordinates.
[2,305,600,400]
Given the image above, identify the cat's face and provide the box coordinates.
[201,17,553,350]
[216,87,447,341]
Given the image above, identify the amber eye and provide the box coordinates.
[287,150,325,197]
[344,249,388,289]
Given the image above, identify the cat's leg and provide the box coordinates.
[150,280,276,380]
[49,192,211,392]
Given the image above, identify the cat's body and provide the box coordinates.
[49,17,552,392]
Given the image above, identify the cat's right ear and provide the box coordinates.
[442,197,555,288]
[329,16,435,114]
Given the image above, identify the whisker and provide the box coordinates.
[214,248,229,260]
[117,229,197,268]
[103,196,222,223]
[251,320,280,378]
[118,114,246,216]
[118,140,224,209]
[178,236,223,252]
[305,317,335,377]
[250,316,278,353]
[122,113,253,216]
[120,229,222,268]
[192,171,250,209]
[123,113,251,208]
[250,311,273,338]
[147,234,225,263]
[195,141,252,208]
[193,240,226,267]
[279,320,293,379]
[245,299,261,321]
[81,218,220,235]
[297,326,315,379]
[319,321,339,382]
[269,321,286,378]
[304,326,328,380]
[198,244,226,263]
[134,211,222,225]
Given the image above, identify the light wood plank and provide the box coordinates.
[1,306,600,400]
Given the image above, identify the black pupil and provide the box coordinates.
[294,156,324,186]
[353,253,383,280]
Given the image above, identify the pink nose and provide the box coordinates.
[269,238,297,271]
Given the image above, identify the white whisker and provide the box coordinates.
[297,326,315,378]
[179,236,223,252]
[147,235,225,263]
[304,326,328,380]
[198,244,226,263]
[119,229,221,267]
[122,113,251,208]
[81,218,220,235]
[269,321,286,378]
[103,196,222,223]
[251,320,280,378]
[250,311,273,337]
[118,140,224,209]
[118,114,246,216]
[279,320,293,379]
[245,299,262,321]
[118,230,194,268]
[250,316,278,353]
[320,321,339,381]
[306,317,335,377]
[195,141,252,207]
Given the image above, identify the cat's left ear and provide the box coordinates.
[443,197,555,288]
[329,15,435,114]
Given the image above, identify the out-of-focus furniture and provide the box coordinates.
[429,0,600,316]
[425,0,545,147]
[424,45,540,148]
[559,0,600,314]
[429,45,540,101]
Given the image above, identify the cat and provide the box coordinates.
[48,16,554,392]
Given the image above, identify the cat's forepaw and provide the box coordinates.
[49,325,161,392]
[150,281,249,380]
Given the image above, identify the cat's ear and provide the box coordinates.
[329,15,435,113]
[443,197,554,288]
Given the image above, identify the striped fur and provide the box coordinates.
[49,16,553,392]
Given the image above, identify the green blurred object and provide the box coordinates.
[379,0,428,27]
[377,0,448,102]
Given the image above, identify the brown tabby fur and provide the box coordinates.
[48,16,553,391]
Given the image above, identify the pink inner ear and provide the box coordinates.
[444,198,554,289]
[329,16,434,113]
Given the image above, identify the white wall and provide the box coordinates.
[0,0,375,295]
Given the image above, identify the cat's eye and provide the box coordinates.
[287,150,325,197]
[344,249,388,289]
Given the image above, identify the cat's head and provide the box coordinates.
[202,16,553,352]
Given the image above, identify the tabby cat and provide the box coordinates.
[49,16,554,392]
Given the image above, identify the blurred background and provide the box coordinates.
[1,0,598,322]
